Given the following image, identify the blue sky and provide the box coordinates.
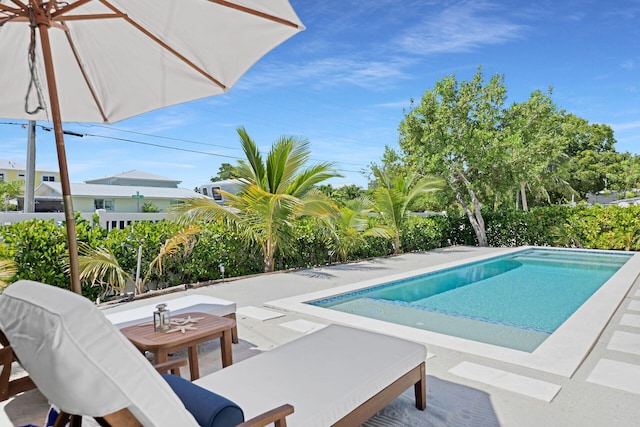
[1,0,639,190]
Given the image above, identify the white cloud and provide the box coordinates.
[394,1,525,55]
[611,120,640,131]
[621,60,635,70]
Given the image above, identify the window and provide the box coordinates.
[202,187,208,196]
[212,187,222,201]
[17,173,25,178]
[0,173,4,182]
[94,199,114,211]
[42,175,56,182]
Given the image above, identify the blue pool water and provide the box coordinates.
[309,249,632,352]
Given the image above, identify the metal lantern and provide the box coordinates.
[153,303,171,331]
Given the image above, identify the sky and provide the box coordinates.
[1,0,639,191]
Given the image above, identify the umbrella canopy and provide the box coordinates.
[0,0,304,293]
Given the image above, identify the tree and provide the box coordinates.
[371,165,442,255]
[559,115,619,197]
[399,68,506,246]
[0,179,23,212]
[502,89,567,210]
[326,197,392,262]
[211,163,237,181]
[141,202,160,213]
[319,184,366,207]
[173,127,341,272]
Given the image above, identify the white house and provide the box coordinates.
[31,170,205,213]
[85,170,181,188]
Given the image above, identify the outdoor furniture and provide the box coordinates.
[104,294,239,343]
[121,312,235,380]
[0,280,427,426]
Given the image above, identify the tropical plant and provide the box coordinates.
[0,179,23,212]
[0,258,17,290]
[145,225,201,287]
[326,197,392,262]
[76,242,132,300]
[371,165,442,255]
[172,127,340,272]
[141,202,160,213]
[75,225,201,298]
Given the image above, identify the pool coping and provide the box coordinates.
[267,246,640,378]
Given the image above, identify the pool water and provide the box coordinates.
[309,249,632,352]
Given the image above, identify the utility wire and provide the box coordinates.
[1,120,371,173]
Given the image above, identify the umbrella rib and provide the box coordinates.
[207,0,302,29]
[0,4,21,14]
[9,0,26,10]
[55,13,125,21]
[51,0,93,18]
[98,0,227,90]
[62,25,109,123]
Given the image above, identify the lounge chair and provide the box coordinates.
[0,280,427,426]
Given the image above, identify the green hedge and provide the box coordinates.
[1,205,638,298]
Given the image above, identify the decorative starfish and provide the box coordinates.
[171,316,204,325]
[165,325,198,334]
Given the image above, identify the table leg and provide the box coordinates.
[187,345,200,380]
[221,329,233,368]
[155,349,168,366]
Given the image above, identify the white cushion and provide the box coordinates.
[0,281,198,426]
[195,324,427,427]
[103,294,236,328]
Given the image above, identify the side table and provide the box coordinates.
[120,312,235,380]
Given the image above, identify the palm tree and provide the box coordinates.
[77,242,132,299]
[371,166,442,255]
[327,197,392,262]
[75,225,201,298]
[173,127,340,272]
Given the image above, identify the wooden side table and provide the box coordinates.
[120,312,235,380]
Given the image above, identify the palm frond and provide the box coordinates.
[0,258,17,289]
[237,126,266,187]
[148,225,201,277]
[76,242,131,297]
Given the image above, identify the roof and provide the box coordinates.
[0,159,57,173]
[35,182,205,200]
[0,159,25,170]
[84,170,181,184]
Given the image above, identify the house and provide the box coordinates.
[29,170,205,213]
[200,179,243,204]
[0,159,59,188]
[85,170,181,188]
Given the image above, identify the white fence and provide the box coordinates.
[0,211,169,230]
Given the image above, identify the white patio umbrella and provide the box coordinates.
[0,0,304,294]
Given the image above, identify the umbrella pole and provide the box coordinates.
[34,6,82,295]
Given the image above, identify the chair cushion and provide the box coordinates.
[0,280,199,426]
[162,374,244,427]
[195,324,427,427]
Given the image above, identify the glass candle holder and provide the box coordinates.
[153,303,171,331]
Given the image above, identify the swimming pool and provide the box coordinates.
[268,247,640,376]
[308,248,632,352]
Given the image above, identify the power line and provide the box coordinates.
[75,122,243,152]
[1,120,372,173]
[75,122,370,167]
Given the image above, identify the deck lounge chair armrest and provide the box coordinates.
[236,404,294,427]
[0,341,36,401]
[154,359,188,375]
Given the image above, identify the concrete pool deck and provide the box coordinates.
[2,246,640,426]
